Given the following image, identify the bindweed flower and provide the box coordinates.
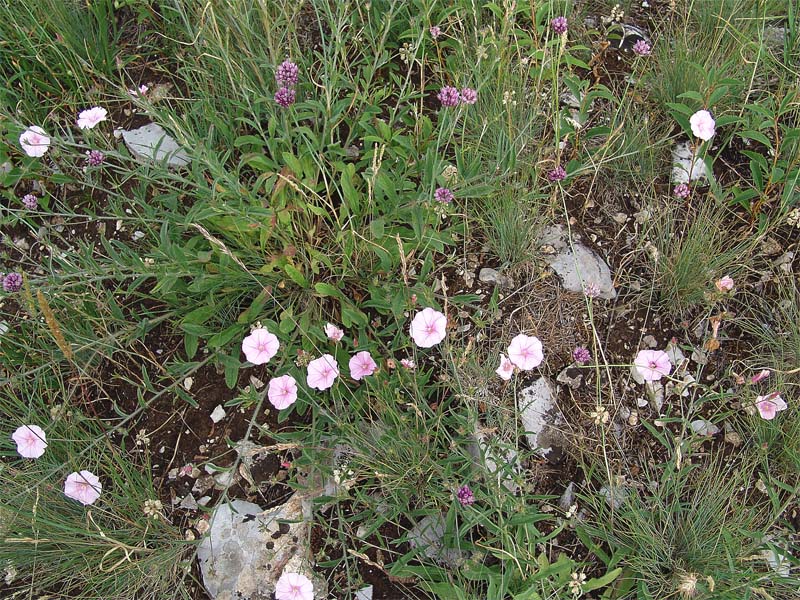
[460,87,478,105]
[306,354,339,390]
[85,150,105,167]
[507,334,544,370]
[11,425,47,459]
[755,392,787,420]
[275,60,299,87]
[349,351,378,380]
[437,86,460,107]
[632,40,651,56]
[429,25,442,39]
[268,374,298,409]
[22,194,38,210]
[457,485,475,506]
[64,470,102,505]
[689,109,715,141]
[573,346,591,364]
[274,87,296,108]
[673,183,690,198]
[3,272,23,293]
[547,165,567,181]
[633,349,672,382]
[324,322,344,342]
[241,327,280,365]
[400,358,416,370]
[410,307,447,348]
[496,353,515,380]
[77,106,108,130]
[275,571,314,600]
[129,84,149,97]
[19,126,50,157]
[715,276,734,293]
[750,369,771,384]
[434,187,454,203]
[551,16,568,35]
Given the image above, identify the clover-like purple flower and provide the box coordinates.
[460,87,477,105]
[275,60,299,87]
[434,187,454,203]
[437,86,460,108]
[274,87,296,108]
[573,346,591,364]
[547,166,567,181]
[22,194,38,210]
[3,272,23,293]
[457,485,475,506]
[85,150,105,167]
[551,17,568,35]
[632,40,652,56]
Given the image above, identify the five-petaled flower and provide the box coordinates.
[349,351,378,380]
[690,109,715,141]
[275,571,314,600]
[241,327,280,365]
[77,106,108,130]
[496,354,515,380]
[633,349,672,382]
[306,354,339,390]
[409,307,447,348]
[11,424,47,459]
[268,375,298,409]
[507,334,544,370]
[64,470,102,505]
[755,392,787,420]
[19,126,50,157]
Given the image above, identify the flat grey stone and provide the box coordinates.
[408,514,467,568]
[121,123,190,167]
[478,267,515,289]
[197,497,322,600]
[538,225,616,299]
[518,377,564,458]
[355,585,374,600]
[671,141,707,184]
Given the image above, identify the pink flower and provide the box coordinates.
[76,106,108,130]
[306,354,339,390]
[128,84,149,97]
[460,88,478,105]
[437,86,460,108]
[349,351,377,380]
[409,307,447,348]
[11,424,47,459]
[429,25,442,39]
[756,393,787,420]
[19,126,51,157]
[715,276,734,293]
[400,358,416,370]
[673,183,690,198]
[507,334,544,370]
[750,369,771,384]
[689,109,715,141]
[633,349,672,382]
[64,470,102,505]
[496,354,515,380]
[268,375,298,409]
[324,322,344,342]
[241,327,280,365]
[275,571,314,600]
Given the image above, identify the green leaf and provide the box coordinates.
[208,324,244,349]
[183,305,217,325]
[583,568,623,593]
[314,282,345,300]
[184,333,199,359]
[340,164,360,214]
[283,263,309,288]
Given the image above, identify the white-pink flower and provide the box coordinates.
[750,369,771,384]
[507,334,544,370]
[268,375,298,410]
[306,354,339,390]
[324,323,344,342]
[689,109,715,141]
[400,358,416,370]
[241,327,280,365]
[496,354,515,380]
[349,351,377,380]
[409,307,447,348]
[64,470,102,505]
[19,126,51,157]
[715,276,734,293]
[129,84,149,97]
[633,349,672,382]
[275,571,314,600]
[11,424,47,459]
[756,393,787,420]
[76,106,108,130]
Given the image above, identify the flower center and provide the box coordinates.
[649,361,657,369]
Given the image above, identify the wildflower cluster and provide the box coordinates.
[274,60,300,108]
[496,333,544,380]
[437,86,478,107]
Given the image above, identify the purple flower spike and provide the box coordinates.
[632,40,652,56]
[457,485,475,506]
[547,166,567,181]
[434,187,454,203]
[3,272,23,293]
[460,88,478,105]
[274,87,296,108]
[437,86,460,108]
[22,194,38,210]
[573,346,591,364]
[275,60,299,87]
[85,150,105,167]
[551,17,568,35]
